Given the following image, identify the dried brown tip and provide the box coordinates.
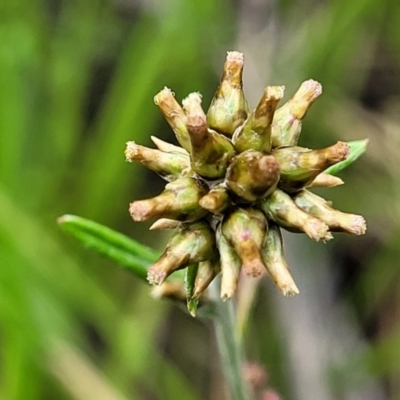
[239,241,265,277]
[147,252,188,286]
[129,201,153,222]
[225,51,244,83]
[329,141,350,163]
[349,215,367,235]
[147,267,168,286]
[291,79,322,119]
[265,85,285,101]
[304,219,333,242]
[149,219,180,231]
[335,214,367,235]
[182,93,208,139]
[124,141,139,162]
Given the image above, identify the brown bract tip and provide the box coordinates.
[129,201,151,222]
[266,85,285,101]
[351,215,367,235]
[298,79,323,101]
[226,51,244,64]
[125,141,139,162]
[304,218,332,242]
[242,259,265,278]
[338,214,367,235]
[154,87,175,105]
[332,141,350,162]
[147,267,168,286]
[282,286,300,297]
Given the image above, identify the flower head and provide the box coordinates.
[126,51,367,312]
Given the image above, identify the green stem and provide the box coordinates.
[209,281,252,400]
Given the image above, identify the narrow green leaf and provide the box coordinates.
[58,214,157,281]
[184,264,199,317]
[325,139,369,175]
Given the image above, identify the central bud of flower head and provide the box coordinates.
[125,51,366,315]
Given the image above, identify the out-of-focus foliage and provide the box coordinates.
[0,0,399,399]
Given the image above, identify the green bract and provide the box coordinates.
[126,51,367,313]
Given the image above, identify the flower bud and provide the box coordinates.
[193,256,221,300]
[216,226,241,301]
[225,151,280,202]
[308,172,344,188]
[273,142,349,192]
[151,136,189,156]
[233,86,284,153]
[262,223,299,296]
[183,93,236,179]
[271,79,322,147]
[207,51,249,136]
[221,208,267,277]
[154,87,191,152]
[147,221,215,285]
[260,189,332,242]
[125,141,190,182]
[293,190,366,235]
[199,183,231,214]
[129,177,208,222]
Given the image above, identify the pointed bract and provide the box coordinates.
[260,189,332,242]
[154,87,191,152]
[271,79,322,147]
[129,177,208,222]
[149,218,180,231]
[262,223,299,296]
[193,256,221,300]
[309,173,344,188]
[216,226,242,301]
[125,141,190,182]
[183,93,236,178]
[147,221,215,285]
[294,190,366,235]
[207,51,249,136]
[151,136,189,156]
[273,142,349,192]
[233,86,284,153]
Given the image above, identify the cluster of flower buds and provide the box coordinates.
[126,51,366,313]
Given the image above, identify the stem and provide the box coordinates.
[209,281,252,400]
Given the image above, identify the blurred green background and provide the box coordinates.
[1,0,400,399]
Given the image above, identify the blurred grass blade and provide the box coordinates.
[58,215,157,280]
[325,139,369,175]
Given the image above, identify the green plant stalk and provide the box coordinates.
[209,280,252,400]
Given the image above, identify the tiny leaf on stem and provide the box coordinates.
[58,214,157,281]
[324,139,369,176]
